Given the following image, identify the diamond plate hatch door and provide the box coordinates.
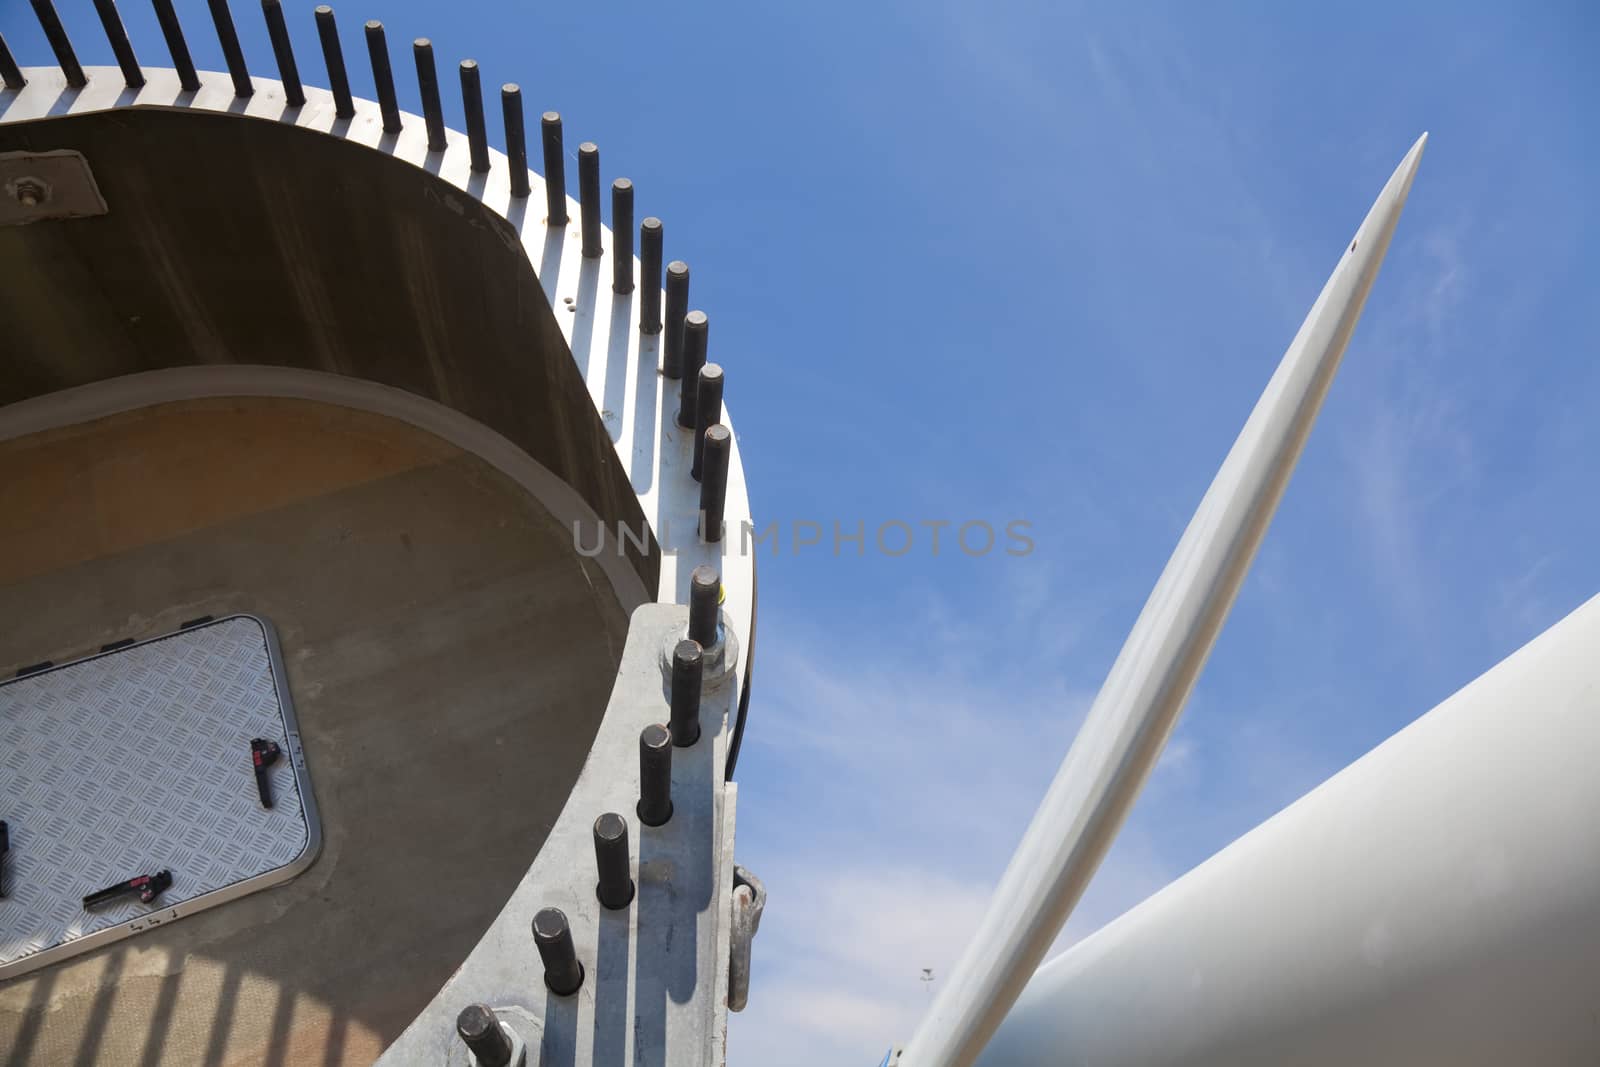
[0,615,321,980]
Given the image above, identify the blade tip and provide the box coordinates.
[1405,131,1430,166]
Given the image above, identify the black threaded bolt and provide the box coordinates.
[678,311,709,429]
[669,639,703,748]
[579,143,602,258]
[460,60,489,172]
[638,723,673,826]
[413,39,445,150]
[639,218,663,334]
[699,426,732,544]
[533,907,583,995]
[542,112,567,225]
[663,261,690,378]
[593,813,634,910]
[502,84,530,198]
[456,1004,512,1067]
[313,6,352,117]
[365,21,400,131]
[612,179,635,294]
[689,565,720,648]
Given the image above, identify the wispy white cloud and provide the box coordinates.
[725,9,1595,1063]
[741,866,992,1060]
[1340,218,1479,652]
[735,837,1179,1066]
[1493,550,1560,640]
[730,572,1192,1064]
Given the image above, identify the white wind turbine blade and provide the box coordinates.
[977,591,1600,1066]
[901,134,1429,1067]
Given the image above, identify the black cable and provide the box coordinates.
[724,562,756,780]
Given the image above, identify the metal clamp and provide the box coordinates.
[728,865,766,1012]
[1,150,107,226]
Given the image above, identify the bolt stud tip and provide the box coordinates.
[663,261,691,378]
[699,426,732,544]
[670,639,704,747]
[579,143,603,258]
[638,723,674,826]
[315,5,354,117]
[678,311,710,429]
[533,908,583,995]
[639,218,664,333]
[460,59,490,172]
[612,179,636,293]
[365,21,401,132]
[456,1004,513,1067]
[262,0,304,105]
[542,113,568,226]
[502,85,530,197]
[689,565,721,648]
[593,813,635,909]
[414,40,446,152]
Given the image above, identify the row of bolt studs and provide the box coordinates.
[8,0,661,306]
[10,1,611,252]
[454,565,725,1065]
[2,4,740,1056]
[5,2,736,538]
[7,0,742,776]
[5,0,738,737]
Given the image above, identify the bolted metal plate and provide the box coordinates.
[0,615,321,980]
[0,149,108,226]
[379,603,741,1067]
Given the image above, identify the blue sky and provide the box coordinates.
[6,1,1596,1062]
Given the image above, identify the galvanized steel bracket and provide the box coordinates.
[378,602,744,1065]
[728,865,767,1013]
[0,150,107,226]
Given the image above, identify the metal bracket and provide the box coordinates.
[728,864,766,1012]
[0,150,108,226]
[375,603,743,1065]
